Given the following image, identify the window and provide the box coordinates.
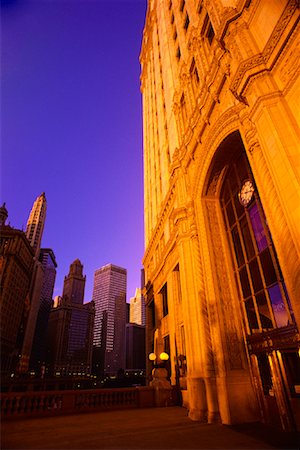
[221,152,293,334]
[202,14,215,45]
[180,94,187,123]
[160,283,168,317]
[207,22,215,45]
[184,14,190,31]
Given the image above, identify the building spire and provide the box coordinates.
[26,193,47,257]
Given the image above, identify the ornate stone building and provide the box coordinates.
[47,260,95,375]
[140,0,300,431]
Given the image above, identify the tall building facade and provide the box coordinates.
[19,193,47,372]
[126,323,146,371]
[141,0,300,432]
[25,192,47,257]
[129,288,146,326]
[30,248,57,371]
[0,205,34,375]
[47,260,94,374]
[92,264,127,375]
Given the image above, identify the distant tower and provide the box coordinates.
[0,202,8,226]
[47,260,94,375]
[26,192,47,256]
[129,288,145,326]
[92,264,127,374]
[62,259,86,304]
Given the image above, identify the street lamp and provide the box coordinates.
[148,352,169,368]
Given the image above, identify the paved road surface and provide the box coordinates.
[1,407,299,449]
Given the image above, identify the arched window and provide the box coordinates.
[221,151,294,334]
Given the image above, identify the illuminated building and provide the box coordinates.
[0,204,34,374]
[129,288,146,326]
[47,260,94,374]
[30,248,57,372]
[140,0,300,431]
[92,264,127,375]
[25,192,47,257]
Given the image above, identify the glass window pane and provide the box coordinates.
[256,292,273,329]
[231,226,244,267]
[239,266,251,298]
[260,248,277,286]
[233,190,244,218]
[249,259,264,292]
[248,203,268,251]
[268,284,289,328]
[240,216,255,259]
[245,298,259,332]
[226,201,235,228]
[222,180,231,203]
[229,171,239,195]
[235,154,248,184]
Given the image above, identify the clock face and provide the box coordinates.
[238,180,255,207]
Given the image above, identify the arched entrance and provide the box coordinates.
[203,130,299,431]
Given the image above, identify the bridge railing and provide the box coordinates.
[1,386,157,420]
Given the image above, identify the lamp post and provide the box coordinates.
[148,351,172,406]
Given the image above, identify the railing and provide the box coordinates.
[1,386,156,420]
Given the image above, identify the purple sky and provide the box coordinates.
[1,0,147,302]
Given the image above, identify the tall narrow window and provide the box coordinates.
[160,283,168,317]
[184,14,190,31]
[173,264,182,302]
[202,14,215,45]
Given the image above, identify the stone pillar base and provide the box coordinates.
[187,376,207,422]
[150,367,172,407]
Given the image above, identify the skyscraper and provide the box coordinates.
[0,205,34,375]
[92,264,127,375]
[141,0,300,431]
[62,258,86,304]
[47,259,94,375]
[19,193,47,372]
[25,192,47,257]
[129,288,145,326]
[30,248,57,372]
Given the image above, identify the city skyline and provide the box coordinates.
[1,0,147,301]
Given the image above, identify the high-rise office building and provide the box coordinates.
[92,264,127,375]
[25,192,47,257]
[30,248,57,372]
[129,288,145,326]
[125,323,146,371]
[0,206,34,375]
[47,260,94,374]
[141,0,300,431]
[19,193,47,372]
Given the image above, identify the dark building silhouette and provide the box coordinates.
[47,260,94,375]
[0,204,34,375]
[30,248,57,372]
[125,323,146,371]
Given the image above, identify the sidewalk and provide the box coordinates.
[1,406,299,449]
